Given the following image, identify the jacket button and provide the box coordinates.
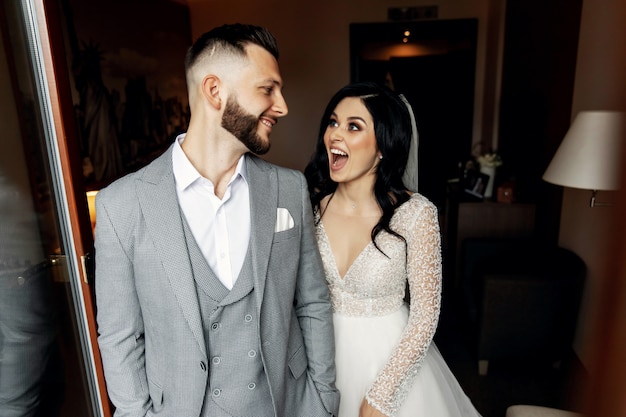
[247,382,256,390]
[248,349,257,358]
[212,388,221,397]
[211,322,220,331]
[212,356,221,365]
[244,314,253,322]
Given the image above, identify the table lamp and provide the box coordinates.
[543,110,625,207]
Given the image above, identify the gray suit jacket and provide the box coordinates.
[95,145,339,417]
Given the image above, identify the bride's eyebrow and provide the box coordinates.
[346,116,367,124]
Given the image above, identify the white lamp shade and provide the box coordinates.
[543,111,625,191]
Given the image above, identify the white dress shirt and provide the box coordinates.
[172,134,251,290]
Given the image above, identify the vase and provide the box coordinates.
[480,165,496,199]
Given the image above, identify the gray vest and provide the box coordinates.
[182,219,274,417]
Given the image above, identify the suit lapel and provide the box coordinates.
[136,146,206,356]
[246,155,277,306]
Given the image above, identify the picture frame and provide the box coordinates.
[462,170,489,200]
[57,0,193,190]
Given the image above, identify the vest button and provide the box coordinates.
[212,388,221,397]
[211,322,220,331]
[247,382,256,390]
[212,356,221,365]
[244,314,253,322]
[248,349,257,358]
[200,361,207,371]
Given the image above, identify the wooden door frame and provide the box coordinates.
[30,0,111,415]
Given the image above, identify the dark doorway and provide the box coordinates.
[350,19,477,209]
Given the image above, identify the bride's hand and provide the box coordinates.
[358,398,388,417]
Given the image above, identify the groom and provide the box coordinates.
[94,23,339,416]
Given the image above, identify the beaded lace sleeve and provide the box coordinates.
[365,195,443,417]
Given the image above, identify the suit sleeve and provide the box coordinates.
[95,187,151,417]
[293,172,341,416]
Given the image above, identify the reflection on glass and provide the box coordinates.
[0,1,98,416]
[0,172,63,416]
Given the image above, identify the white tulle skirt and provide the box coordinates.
[333,304,482,417]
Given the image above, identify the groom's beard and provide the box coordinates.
[222,97,270,155]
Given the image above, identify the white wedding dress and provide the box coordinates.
[315,193,482,417]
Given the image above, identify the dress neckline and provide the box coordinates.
[318,219,373,280]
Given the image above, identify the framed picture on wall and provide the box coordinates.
[57,0,192,190]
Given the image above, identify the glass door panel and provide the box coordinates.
[1,1,106,416]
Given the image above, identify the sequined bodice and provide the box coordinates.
[315,193,443,417]
[316,219,407,317]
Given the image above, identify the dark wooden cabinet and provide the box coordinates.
[444,201,536,288]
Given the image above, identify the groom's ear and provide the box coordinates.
[201,75,222,109]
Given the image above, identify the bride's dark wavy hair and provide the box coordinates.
[304,81,413,254]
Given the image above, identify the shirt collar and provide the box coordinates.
[172,133,248,191]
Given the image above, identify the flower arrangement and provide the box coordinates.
[477,152,503,168]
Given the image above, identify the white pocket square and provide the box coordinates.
[275,208,294,232]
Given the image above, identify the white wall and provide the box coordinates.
[561,0,626,368]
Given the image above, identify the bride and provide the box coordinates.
[304,81,482,417]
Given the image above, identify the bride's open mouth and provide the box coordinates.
[330,148,348,169]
